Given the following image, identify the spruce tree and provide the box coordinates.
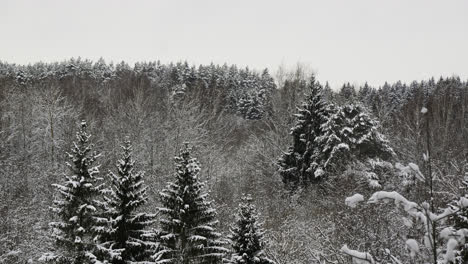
[278,76,330,188]
[358,82,371,104]
[313,103,348,175]
[97,139,157,264]
[322,81,335,102]
[259,68,276,116]
[229,195,274,264]
[315,104,394,175]
[279,81,395,187]
[40,121,105,264]
[339,82,356,102]
[154,144,228,264]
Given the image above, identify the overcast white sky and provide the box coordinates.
[1,0,467,88]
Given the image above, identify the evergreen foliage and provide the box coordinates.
[279,78,395,187]
[40,121,105,264]
[229,195,274,264]
[315,104,395,175]
[97,139,157,264]
[278,76,330,188]
[358,82,371,104]
[154,144,228,264]
[237,92,265,120]
[339,82,356,102]
[237,69,276,120]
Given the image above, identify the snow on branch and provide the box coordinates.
[348,188,468,263]
[340,245,375,264]
[345,193,364,208]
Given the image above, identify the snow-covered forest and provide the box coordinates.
[1,59,468,264]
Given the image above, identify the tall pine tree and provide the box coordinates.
[278,76,330,188]
[97,139,157,264]
[154,144,228,264]
[229,195,274,264]
[40,121,105,264]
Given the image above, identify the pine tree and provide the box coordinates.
[236,69,275,120]
[313,103,349,175]
[229,195,274,264]
[40,121,106,264]
[237,91,264,120]
[154,144,228,264]
[259,68,276,116]
[345,105,394,160]
[322,81,334,102]
[278,76,330,188]
[358,82,371,104]
[97,139,157,264]
[315,104,394,175]
[339,82,356,102]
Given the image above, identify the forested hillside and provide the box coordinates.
[1,59,467,263]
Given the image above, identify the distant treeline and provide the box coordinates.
[0,58,276,120]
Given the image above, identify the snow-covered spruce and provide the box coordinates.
[315,104,395,175]
[40,121,106,263]
[236,68,276,120]
[229,195,274,264]
[96,139,157,264]
[278,76,329,188]
[153,145,228,264]
[278,77,394,189]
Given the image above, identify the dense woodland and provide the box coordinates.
[0,58,467,264]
